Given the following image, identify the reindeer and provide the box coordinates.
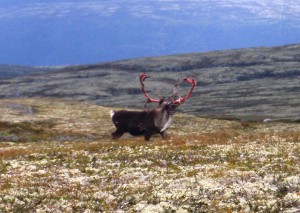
[110,73,196,141]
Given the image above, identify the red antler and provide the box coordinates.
[173,77,196,104]
[139,73,161,103]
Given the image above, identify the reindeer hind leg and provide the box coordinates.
[111,129,124,140]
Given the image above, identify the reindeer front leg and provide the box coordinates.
[159,131,169,140]
[144,127,159,141]
[144,130,154,141]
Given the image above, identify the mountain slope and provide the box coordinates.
[0,43,300,121]
[0,65,58,79]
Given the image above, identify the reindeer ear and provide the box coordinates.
[159,97,165,105]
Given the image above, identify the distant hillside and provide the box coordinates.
[0,43,300,121]
[0,65,58,79]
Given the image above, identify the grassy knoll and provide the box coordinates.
[0,99,299,212]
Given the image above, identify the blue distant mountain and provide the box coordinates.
[1,0,300,66]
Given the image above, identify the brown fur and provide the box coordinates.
[110,104,177,141]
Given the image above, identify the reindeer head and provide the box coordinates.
[139,73,196,114]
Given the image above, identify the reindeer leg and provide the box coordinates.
[144,129,156,141]
[111,129,124,140]
[159,131,168,140]
[145,127,161,141]
[144,132,152,141]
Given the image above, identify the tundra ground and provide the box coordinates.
[0,99,299,212]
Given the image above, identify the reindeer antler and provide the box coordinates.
[140,73,196,107]
[173,77,196,104]
[139,73,161,104]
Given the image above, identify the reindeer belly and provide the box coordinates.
[128,128,145,136]
[128,122,145,136]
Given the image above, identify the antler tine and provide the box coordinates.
[173,77,196,104]
[173,78,181,93]
[139,73,161,104]
[169,79,179,102]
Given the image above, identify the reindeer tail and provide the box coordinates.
[109,110,115,118]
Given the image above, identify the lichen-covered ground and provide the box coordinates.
[0,99,299,212]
